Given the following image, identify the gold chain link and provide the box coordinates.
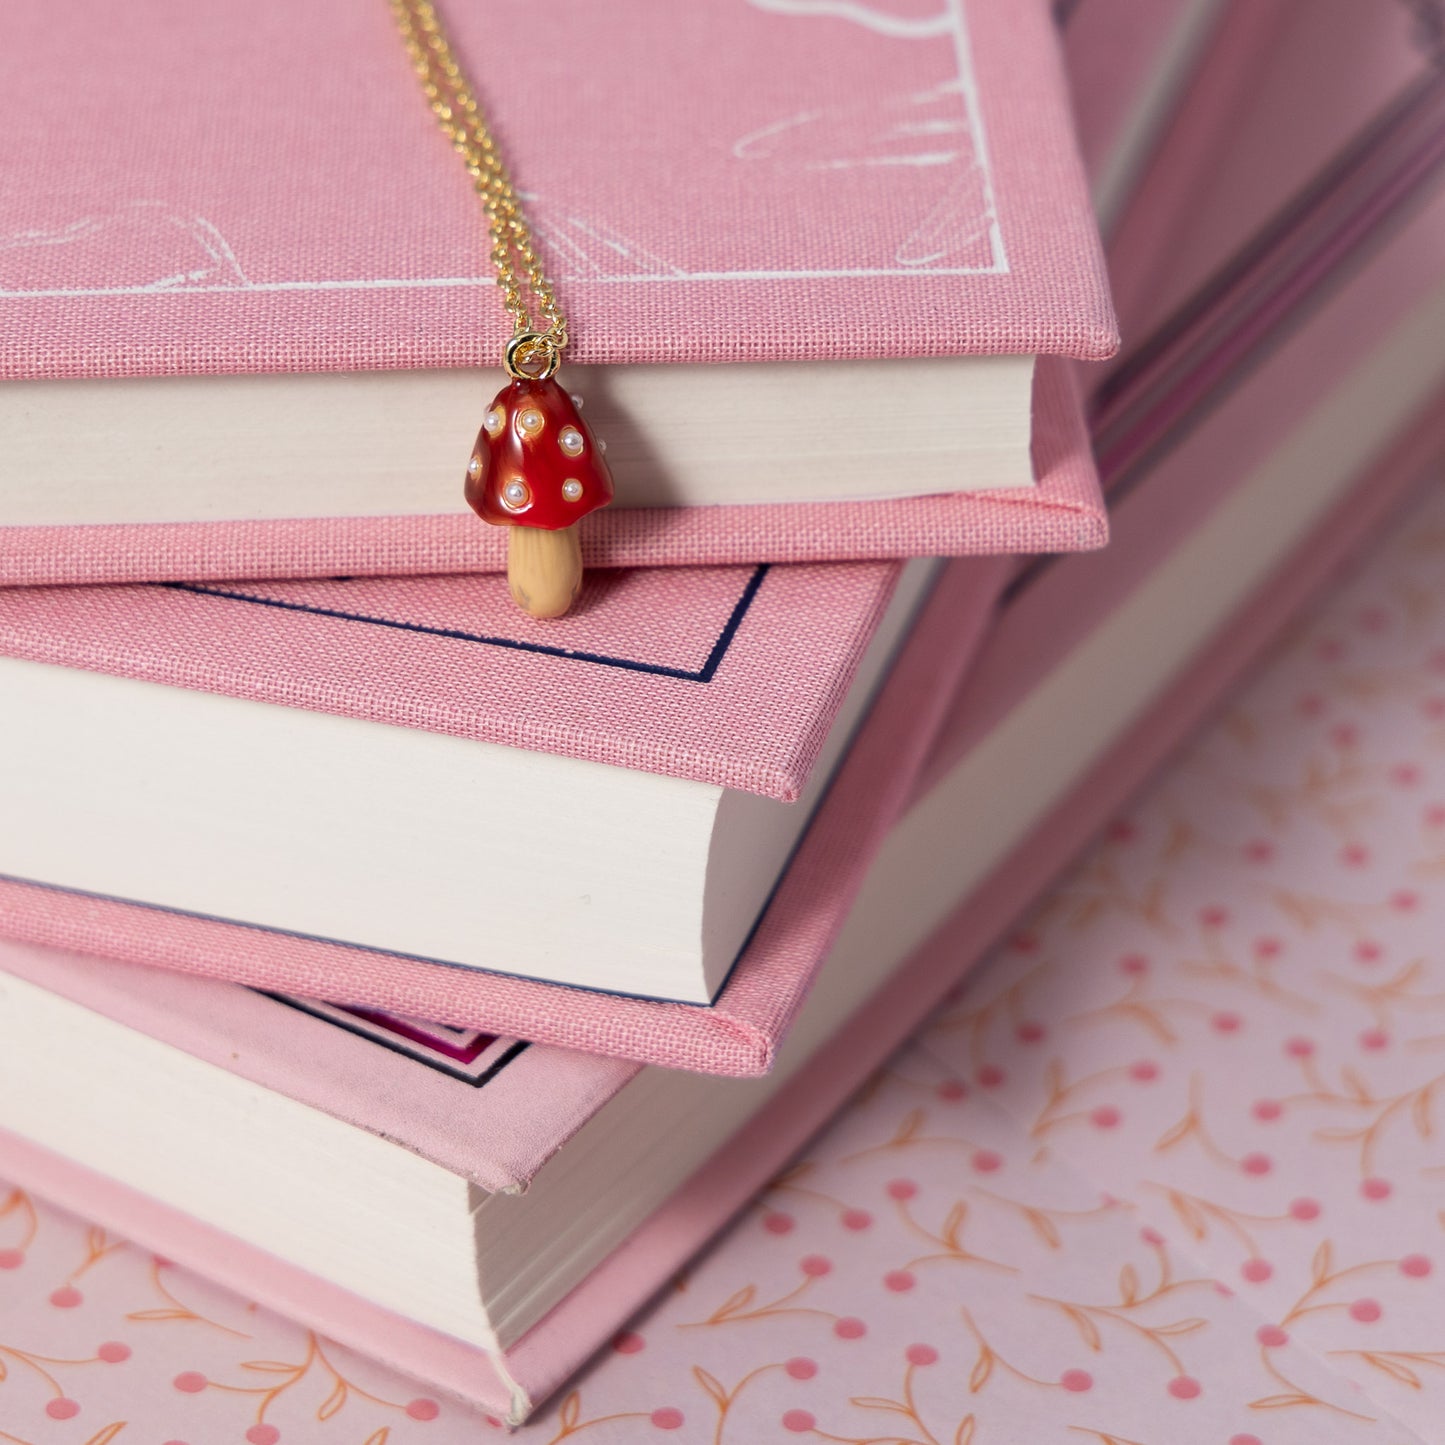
[390,0,568,368]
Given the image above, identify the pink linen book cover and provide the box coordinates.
[0,359,1093,804]
[943,126,1445,790]
[0,397,1436,1427]
[0,363,1110,588]
[5,179,1437,1078]
[0,548,1012,1078]
[0,0,1115,587]
[0,959,637,1197]
[4,90,1441,1078]
[0,552,900,805]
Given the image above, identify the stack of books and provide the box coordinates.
[2,0,1444,1424]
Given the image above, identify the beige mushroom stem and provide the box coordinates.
[507,525,583,619]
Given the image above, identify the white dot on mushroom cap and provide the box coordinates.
[484,408,505,436]
[562,479,583,502]
[502,480,529,508]
[518,409,544,433]
[467,456,482,478]
[570,393,583,409]
[559,426,585,457]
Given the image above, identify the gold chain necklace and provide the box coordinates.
[391,0,613,618]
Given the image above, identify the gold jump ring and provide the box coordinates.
[503,332,561,380]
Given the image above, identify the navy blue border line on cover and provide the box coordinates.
[160,564,770,684]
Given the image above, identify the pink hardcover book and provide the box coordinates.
[5,65,1445,1073]
[1079,0,1445,535]
[0,539,1002,1073]
[2,382,1440,1425]
[0,358,1093,1073]
[1102,0,1441,347]
[1058,0,1224,232]
[0,0,1115,586]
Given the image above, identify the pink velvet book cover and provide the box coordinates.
[1,387,1438,1427]
[0,0,1115,586]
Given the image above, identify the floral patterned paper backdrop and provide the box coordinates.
[5,484,1445,1443]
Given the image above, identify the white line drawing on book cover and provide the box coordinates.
[733,77,1001,268]
[747,0,954,38]
[0,201,250,293]
[0,196,687,298]
[520,206,689,280]
[0,0,1001,298]
[735,0,1006,271]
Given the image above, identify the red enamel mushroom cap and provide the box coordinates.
[465,378,614,531]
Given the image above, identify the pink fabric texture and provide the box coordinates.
[0,555,902,802]
[0,0,1113,379]
[0,0,1115,586]
[4,376,1440,1080]
[0,408,1433,1432]
[0,555,1009,1077]
[0,357,1106,586]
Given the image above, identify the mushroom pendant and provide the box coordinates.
[465,368,614,619]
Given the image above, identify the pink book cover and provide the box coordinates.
[0,543,1010,1076]
[0,553,908,807]
[1,386,1438,1427]
[932,1,1445,795]
[962,120,1445,778]
[1102,0,1439,348]
[0,360,1090,801]
[5,43,1442,1075]
[9,98,1444,1073]
[1058,0,1223,226]
[0,0,1115,586]
[1069,0,1445,540]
